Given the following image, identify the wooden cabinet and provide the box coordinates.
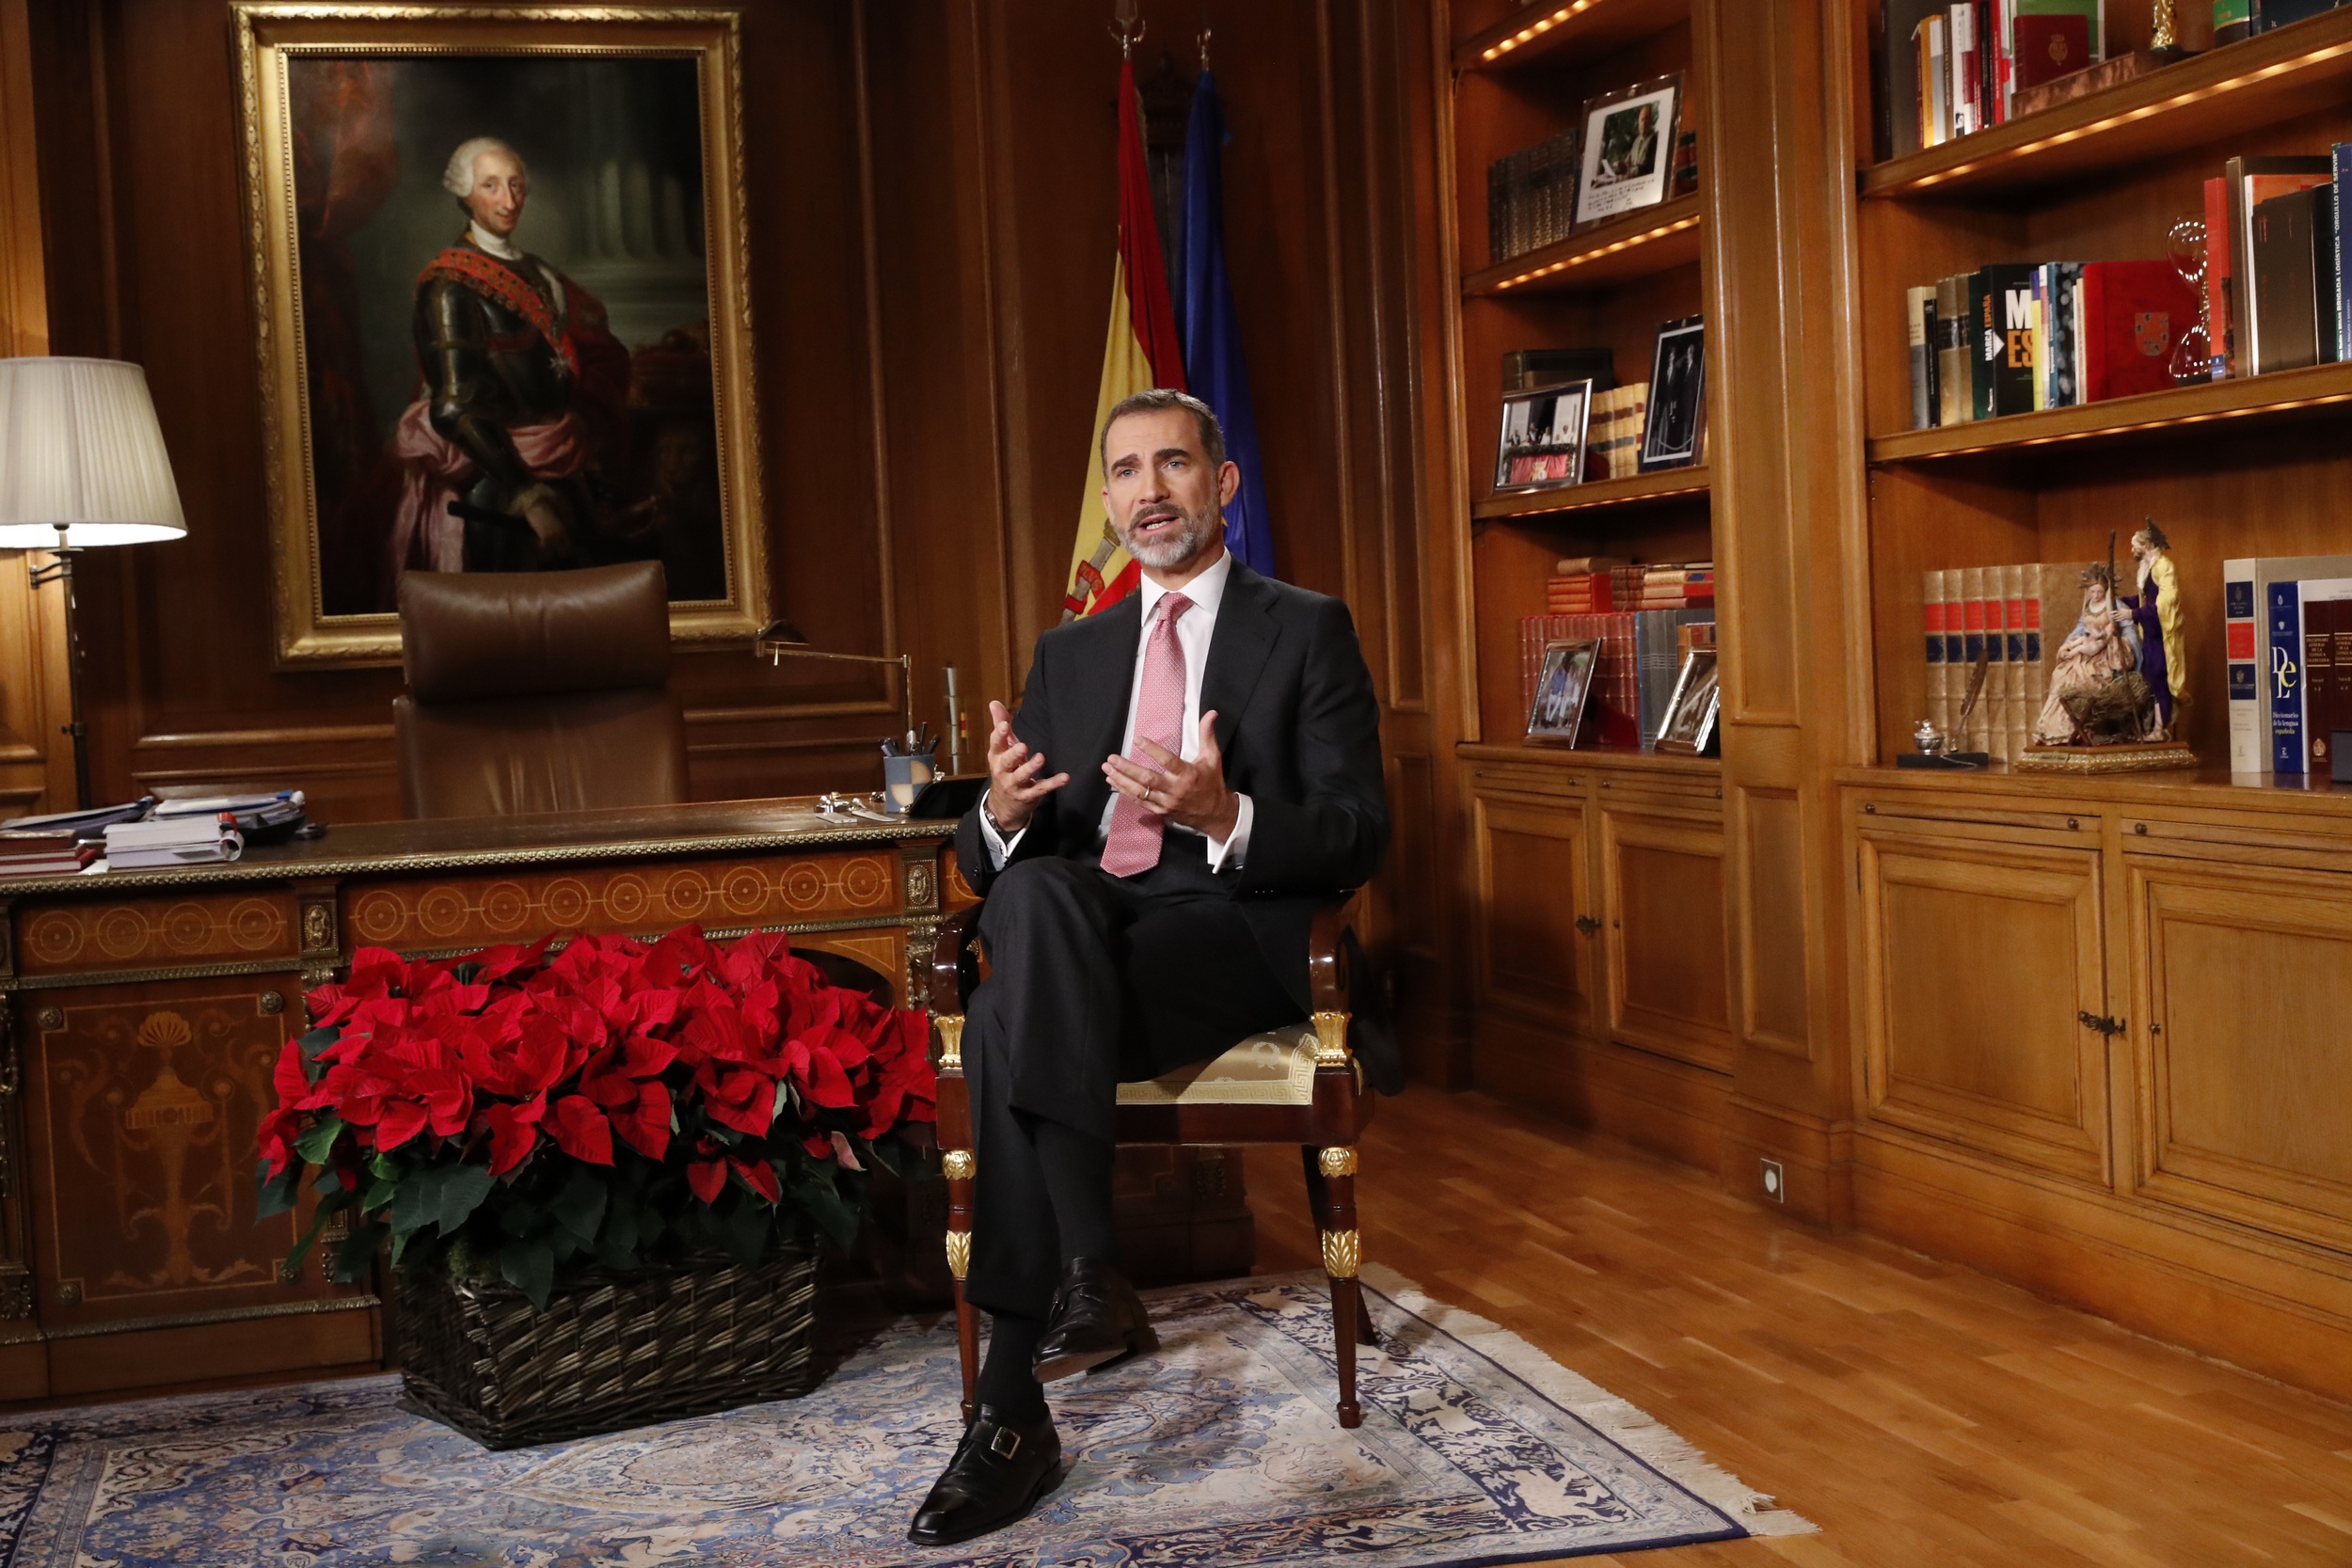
[1466,752,1731,1159]
[1844,773,2352,1402]
[1598,796,1730,1071]
[2125,851,2352,1256]
[1855,815,2109,1184]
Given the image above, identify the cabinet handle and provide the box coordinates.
[2077,1010,2127,1037]
[1574,915,1600,935]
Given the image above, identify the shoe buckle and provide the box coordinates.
[989,1426,1022,1459]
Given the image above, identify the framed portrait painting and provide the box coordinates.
[1654,648,1722,756]
[232,4,769,665]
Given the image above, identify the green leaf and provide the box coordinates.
[370,1151,402,1182]
[360,1177,398,1213]
[388,1164,450,1238]
[284,1193,343,1277]
[299,1026,338,1063]
[597,1191,641,1258]
[500,1236,555,1308]
[329,1219,386,1284]
[548,1167,607,1249]
[720,1196,769,1268]
[312,1166,346,1196]
[389,1226,414,1266]
[437,1164,496,1236]
[255,1161,301,1220]
[796,1175,859,1252]
[499,1198,543,1239]
[294,1116,346,1166]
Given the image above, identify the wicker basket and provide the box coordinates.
[396,1247,819,1449]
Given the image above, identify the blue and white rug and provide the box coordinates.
[0,1266,1810,1566]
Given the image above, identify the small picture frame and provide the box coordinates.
[1654,648,1722,756]
[1494,379,1594,494]
[1527,638,1602,745]
[1572,74,1683,229]
[1638,316,1707,472]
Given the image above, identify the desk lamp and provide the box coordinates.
[755,615,914,744]
[0,358,186,808]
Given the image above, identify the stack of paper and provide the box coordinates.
[104,815,244,869]
[156,791,306,837]
[0,832,101,878]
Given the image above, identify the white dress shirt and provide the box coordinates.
[982,547,1253,872]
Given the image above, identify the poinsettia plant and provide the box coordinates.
[256,925,935,1307]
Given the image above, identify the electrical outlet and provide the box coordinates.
[1759,1158,1785,1203]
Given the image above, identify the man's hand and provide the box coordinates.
[1103,712,1240,842]
[984,699,1068,834]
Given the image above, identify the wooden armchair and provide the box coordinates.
[928,894,1381,1428]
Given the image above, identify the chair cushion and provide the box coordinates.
[1116,1024,1322,1107]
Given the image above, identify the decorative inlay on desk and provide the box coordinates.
[28,989,330,1327]
[343,850,899,950]
[18,895,295,975]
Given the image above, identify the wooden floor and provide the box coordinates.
[1243,1089,2352,1568]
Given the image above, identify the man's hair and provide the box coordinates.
[1100,388,1227,473]
[443,137,528,200]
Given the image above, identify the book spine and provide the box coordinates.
[2337,145,2351,363]
[1969,270,1995,420]
[2307,598,2341,772]
[2205,175,2233,379]
[1943,569,1967,738]
[2224,559,2261,772]
[1924,570,1948,739]
[1949,5,1979,136]
[2269,578,2305,773]
[2030,268,2050,412]
[1908,285,1936,428]
[2023,564,2050,745]
[2003,562,2028,759]
[1918,19,1948,149]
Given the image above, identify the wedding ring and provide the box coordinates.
[1145,787,1155,807]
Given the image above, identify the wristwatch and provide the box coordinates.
[981,799,1019,837]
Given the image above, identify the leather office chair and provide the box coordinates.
[393,562,690,819]
[929,893,1382,1429]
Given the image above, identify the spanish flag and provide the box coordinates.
[1061,55,1187,621]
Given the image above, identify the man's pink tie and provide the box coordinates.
[1099,593,1193,878]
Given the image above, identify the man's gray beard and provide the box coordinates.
[1120,506,1218,569]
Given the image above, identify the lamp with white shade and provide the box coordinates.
[0,357,187,808]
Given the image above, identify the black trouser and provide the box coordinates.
[963,843,1305,1319]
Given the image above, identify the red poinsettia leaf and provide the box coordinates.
[376,1099,430,1151]
[686,1157,726,1205]
[730,1155,782,1205]
[793,1043,857,1110]
[547,1095,614,1165]
[612,1082,672,1162]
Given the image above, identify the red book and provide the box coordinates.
[2010,14,2090,94]
[2080,260,2200,404]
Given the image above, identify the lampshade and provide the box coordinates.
[0,356,185,548]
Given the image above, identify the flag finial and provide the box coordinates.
[1109,0,1144,58]
[1198,25,1211,71]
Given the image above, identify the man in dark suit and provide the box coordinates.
[908,389,1391,1546]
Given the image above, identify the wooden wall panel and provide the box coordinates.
[1472,794,1593,1035]
[1600,803,1730,1070]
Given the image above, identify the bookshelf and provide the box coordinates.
[1851,3,2352,775]
[1827,0,2352,1407]
[1443,0,1720,759]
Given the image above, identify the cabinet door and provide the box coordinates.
[1598,802,1731,1070]
[2126,857,2352,1252]
[20,979,368,1337]
[1857,825,2109,1183]
[1472,793,1596,1037]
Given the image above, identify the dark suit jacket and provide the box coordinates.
[954,562,1397,1089]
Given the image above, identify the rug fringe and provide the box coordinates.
[1359,1263,1818,1538]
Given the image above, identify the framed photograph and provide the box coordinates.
[1654,648,1722,756]
[1493,379,1594,494]
[1572,74,1683,229]
[1638,316,1707,472]
[233,5,771,665]
[1527,638,1602,745]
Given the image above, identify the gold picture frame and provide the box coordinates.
[232,4,770,666]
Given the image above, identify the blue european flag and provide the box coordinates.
[1177,70,1276,579]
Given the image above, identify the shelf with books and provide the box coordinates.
[1463,194,1705,295]
[1471,466,1709,520]
[1453,0,1693,73]
[1862,6,2352,200]
[1867,359,2352,463]
[1837,760,2352,812]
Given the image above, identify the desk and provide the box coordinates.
[0,800,966,1402]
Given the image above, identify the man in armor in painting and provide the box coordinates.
[389,136,643,579]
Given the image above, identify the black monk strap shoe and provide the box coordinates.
[1032,1256,1160,1383]
[906,1405,1063,1547]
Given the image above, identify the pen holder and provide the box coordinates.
[881,744,939,816]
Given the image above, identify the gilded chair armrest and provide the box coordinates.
[929,904,984,1017]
